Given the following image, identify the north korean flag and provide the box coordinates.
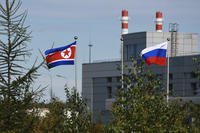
[44,41,76,69]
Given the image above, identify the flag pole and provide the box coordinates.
[166,38,170,103]
[74,36,78,131]
[74,36,78,91]
[121,37,124,89]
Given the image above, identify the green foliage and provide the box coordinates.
[111,59,200,132]
[36,87,92,133]
[0,0,43,132]
[64,87,92,132]
[193,57,200,81]
[34,98,65,133]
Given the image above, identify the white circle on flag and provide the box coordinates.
[61,48,72,59]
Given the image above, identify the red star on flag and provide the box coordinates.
[63,48,70,56]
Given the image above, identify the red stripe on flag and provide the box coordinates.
[145,56,166,66]
[46,46,76,63]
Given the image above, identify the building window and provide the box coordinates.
[191,83,197,95]
[107,77,112,83]
[169,83,173,95]
[190,72,197,78]
[107,86,112,98]
[169,73,173,80]
[183,72,189,78]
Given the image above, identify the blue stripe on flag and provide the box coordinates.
[45,41,76,55]
[48,60,74,68]
[142,49,166,60]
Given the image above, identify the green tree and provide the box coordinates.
[0,0,42,132]
[194,57,200,81]
[111,59,199,132]
[64,87,92,132]
[35,98,66,133]
[37,86,92,133]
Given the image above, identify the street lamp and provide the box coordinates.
[88,44,93,63]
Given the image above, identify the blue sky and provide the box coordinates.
[21,0,200,101]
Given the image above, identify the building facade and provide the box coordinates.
[123,32,198,60]
[82,32,200,123]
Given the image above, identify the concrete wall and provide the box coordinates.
[123,32,146,60]
[82,61,121,123]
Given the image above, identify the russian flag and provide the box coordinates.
[44,41,76,69]
[141,42,168,66]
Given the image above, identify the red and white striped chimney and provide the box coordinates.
[155,11,163,32]
[121,10,129,35]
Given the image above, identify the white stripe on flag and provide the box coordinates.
[141,42,168,55]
